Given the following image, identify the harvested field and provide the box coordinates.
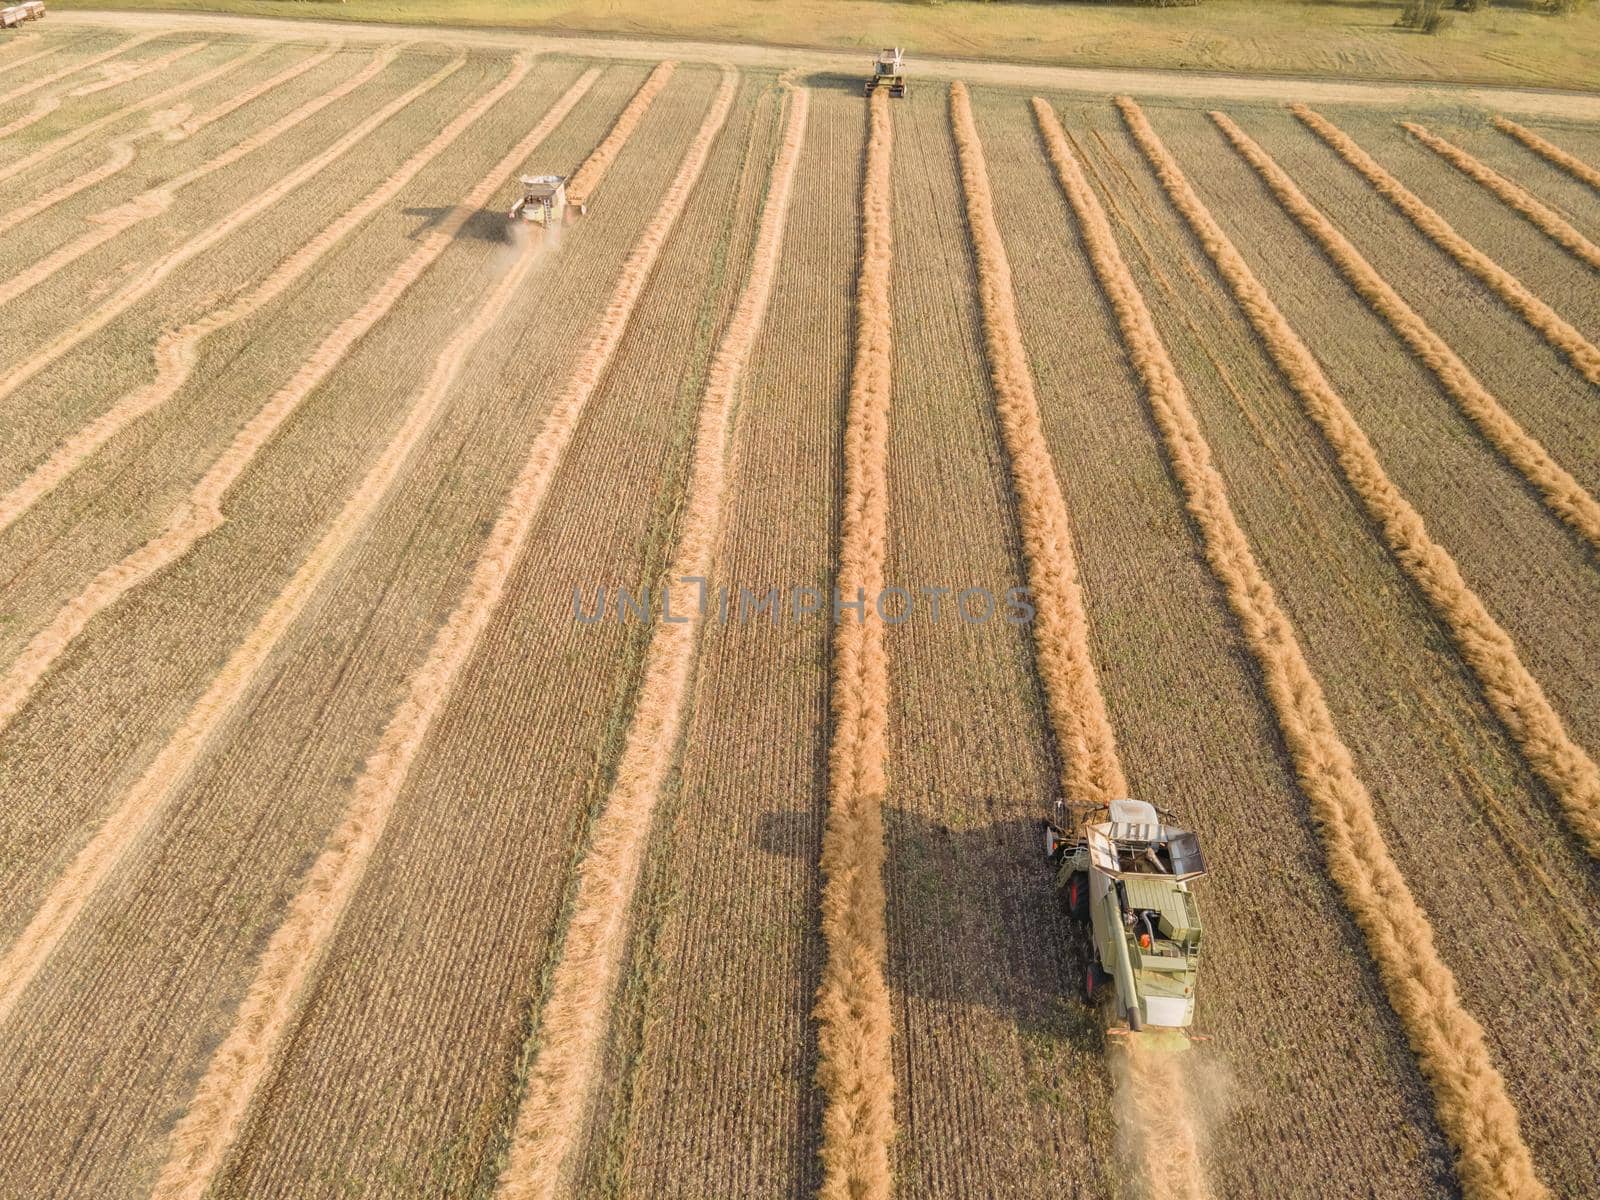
[2,13,1598,1200]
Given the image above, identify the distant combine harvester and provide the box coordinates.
[2,1,47,28]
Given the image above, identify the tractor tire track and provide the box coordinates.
[1071,95,1549,1200]
[1293,105,1600,388]
[1204,114,1600,553]
[495,79,805,1200]
[145,66,727,1200]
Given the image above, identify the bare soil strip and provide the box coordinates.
[0,43,395,311]
[0,65,599,1038]
[1070,95,1550,1200]
[1202,109,1600,860]
[1403,122,1600,271]
[566,59,675,205]
[147,67,729,1200]
[0,41,272,189]
[1293,105,1600,387]
[496,80,806,1200]
[1203,114,1600,552]
[0,47,469,531]
[0,31,159,110]
[0,43,340,240]
[812,85,895,1200]
[1493,117,1600,193]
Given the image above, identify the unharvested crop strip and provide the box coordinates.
[949,81,1198,1198]
[1185,106,1600,856]
[0,58,578,747]
[0,43,391,304]
[0,47,486,531]
[0,40,53,77]
[564,60,675,205]
[1293,105,1600,387]
[147,68,731,1200]
[811,86,895,1200]
[0,32,158,109]
[1403,121,1600,272]
[0,43,341,241]
[0,41,272,189]
[0,40,210,143]
[1492,117,1600,193]
[1056,96,1549,1200]
[497,81,806,1200]
[0,105,570,1032]
[1201,114,1600,552]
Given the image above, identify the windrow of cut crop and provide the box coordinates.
[813,85,895,1200]
[0,41,273,189]
[147,68,736,1200]
[495,81,807,1200]
[0,32,157,108]
[0,34,188,141]
[0,70,592,1028]
[1062,96,1550,1200]
[71,38,210,97]
[949,83,1126,808]
[565,59,675,206]
[0,40,56,79]
[1401,122,1600,272]
[0,43,397,311]
[1492,117,1600,194]
[1292,105,1600,388]
[0,59,584,750]
[1199,107,1600,858]
[1193,114,1600,552]
[0,42,342,240]
[967,85,1200,1199]
[0,46,472,533]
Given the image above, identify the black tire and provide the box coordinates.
[1063,872,1090,923]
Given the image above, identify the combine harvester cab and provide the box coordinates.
[864,47,907,98]
[508,173,584,226]
[1048,798,1206,1046]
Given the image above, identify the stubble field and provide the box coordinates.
[0,17,1597,1200]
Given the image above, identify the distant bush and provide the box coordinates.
[1453,0,1488,12]
[1542,0,1590,13]
[1397,0,1453,33]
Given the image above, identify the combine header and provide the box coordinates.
[864,47,906,98]
[1047,798,1207,1043]
[509,174,584,226]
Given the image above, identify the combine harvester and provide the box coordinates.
[3,1,46,28]
[508,173,585,226]
[1047,798,1207,1047]
[864,47,907,98]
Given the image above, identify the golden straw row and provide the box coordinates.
[0,65,604,1034]
[950,82,1206,1199]
[149,67,736,1200]
[1204,113,1600,553]
[1492,116,1600,193]
[496,78,807,1200]
[1401,121,1600,272]
[1292,105,1600,387]
[0,41,342,240]
[813,85,896,1200]
[1061,95,1547,1200]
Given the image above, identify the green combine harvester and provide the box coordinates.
[1046,798,1207,1046]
